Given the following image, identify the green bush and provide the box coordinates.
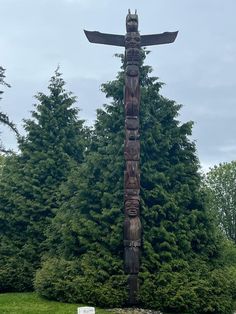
[35,256,236,313]
[35,257,128,308]
[0,255,34,292]
[34,258,79,301]
[139,260,236,314]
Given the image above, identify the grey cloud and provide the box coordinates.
[1,0,236,170]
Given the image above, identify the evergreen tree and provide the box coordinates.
[0,69,86,291]
[0,66,18,152]
[0,154,5,176]
[36,67,127,306]
[35,55,236,313]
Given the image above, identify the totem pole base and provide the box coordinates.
[128,274,139,305]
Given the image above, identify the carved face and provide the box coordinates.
[126,13,139,32]
[125,47,141,65]
[126,65,139,77]
[125,33,141,49]
[126,129,139,141]
[125,101,139,117]
[124,140,140,161]
[125,199,139,217]
[125,48,141,65]
[125,117,139,130]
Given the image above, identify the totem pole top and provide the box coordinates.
[84,10,178,48]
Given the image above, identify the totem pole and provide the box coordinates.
[84,10,178,305]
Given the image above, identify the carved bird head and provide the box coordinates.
[126,9,139,32]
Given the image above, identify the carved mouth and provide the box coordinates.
[128,210,138,217]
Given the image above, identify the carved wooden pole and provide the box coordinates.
[84,11,178,305]
[123,11,141,304]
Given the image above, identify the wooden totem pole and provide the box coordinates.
[84,10,178,305]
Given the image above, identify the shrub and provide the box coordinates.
[0,255,34,292]
[139,260,236,314]
[35,257,128,308]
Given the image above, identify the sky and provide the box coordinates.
[0,0,236,171]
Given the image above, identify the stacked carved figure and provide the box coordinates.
[123,10,142,305]
[84,9,177,306]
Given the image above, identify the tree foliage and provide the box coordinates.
[205,161,236,243]
[35,54,236,313]
[0,69,86,291]
[0,66,18,152]
[0,154,5,176]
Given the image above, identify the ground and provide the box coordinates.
[0,292,110,314]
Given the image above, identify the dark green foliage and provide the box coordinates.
[35,256,128,308]
[35,60,128,307]
[36,68,128,306]
[36,55,236,312]
[140,81,218,267]
[140,259,236,314]
[0,241,35,292]
[0,69,86,292]
[0,153,5,175]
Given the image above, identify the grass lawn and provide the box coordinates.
[0,292,111,314]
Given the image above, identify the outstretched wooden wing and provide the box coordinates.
[141,31,178,47]
[84,30,125,47]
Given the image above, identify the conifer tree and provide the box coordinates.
[0,69,86,291]
[35,55,236,313]
[0,66,18,152]
[0,154,4,175]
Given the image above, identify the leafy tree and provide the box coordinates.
[205,161,236,243]
[0,66,18,152]
[0,69,87,292]
[35,54,236,313]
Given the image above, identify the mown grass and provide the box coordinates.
[0,292,111,314]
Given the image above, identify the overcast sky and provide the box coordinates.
[0,0,236,171]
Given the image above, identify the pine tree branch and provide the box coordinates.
[0,147,14,154]
[0,112,19,135]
